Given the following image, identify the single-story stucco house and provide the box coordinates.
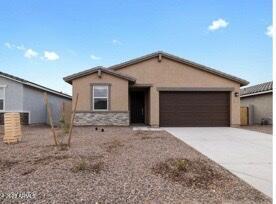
[0,71,72,125]
[240,81,273,125]
[64,51,249,127]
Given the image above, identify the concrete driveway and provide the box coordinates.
[164,127,272,197]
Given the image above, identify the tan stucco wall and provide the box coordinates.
[241,93,272,124]
[115,57,241,126]
[72,73,129,112]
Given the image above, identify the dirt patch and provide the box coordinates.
[140,135,166,140]
[0,159,19,170]
[134,130,167,140]
[102,139,124,153]
[21,168,36,176]
[152,158,225,189]
[14,155,71,176]
[134,130,148,135]
[58,143,70,151]
[26,155,70,165]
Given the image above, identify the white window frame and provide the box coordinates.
[93,85,109,111]
[0,85,6,112]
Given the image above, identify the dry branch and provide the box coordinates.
[68,93,79,147]
[44,93,58,146]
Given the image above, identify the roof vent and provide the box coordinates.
[97,69,102,78]
[158,53,162,62]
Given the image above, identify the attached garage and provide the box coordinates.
[159,91,230,127]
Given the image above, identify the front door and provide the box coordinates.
[130,91,145,124]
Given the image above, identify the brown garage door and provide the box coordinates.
[159,91,230,127]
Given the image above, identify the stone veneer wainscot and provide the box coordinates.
[74,112,129,126]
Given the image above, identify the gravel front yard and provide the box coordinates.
[0,126,271,203]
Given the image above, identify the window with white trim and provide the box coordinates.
[93,85,109,111]
[0,87,5,111]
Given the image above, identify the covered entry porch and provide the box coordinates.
[129,86,150,126]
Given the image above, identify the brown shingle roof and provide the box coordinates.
[64,51,249,86]
[63,66,136,84]
[109,51,249,86]
[240,81,273,97]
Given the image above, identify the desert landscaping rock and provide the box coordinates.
[0,126,271,203]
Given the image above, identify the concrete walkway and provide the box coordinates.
[164,127,272,197]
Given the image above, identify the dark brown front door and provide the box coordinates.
[159,91,230,127]
[130,91,145,124]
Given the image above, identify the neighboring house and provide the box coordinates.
[0,71,72,125]
[240,81,273,125]
[64,51,249,127]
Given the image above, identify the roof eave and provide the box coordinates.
[241,90,273,98]
[63,67,136,84]
[109,51,249,86]
[0,72,72,99]
[63,77,73,84]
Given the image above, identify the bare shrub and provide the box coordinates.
[152,158,224,189]
[71,159,88,173]
[58,143,69,151]
[71,158,104,173]
[21,168,36,175]
[90,161,104,174]
[103,139,124,153]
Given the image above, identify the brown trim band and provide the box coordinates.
[156,87,235,92]
[90,83,112,86]
[130,84,153,88]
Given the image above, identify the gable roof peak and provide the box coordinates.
[108,51,249,86]
[64,51,249,86]
[63,66,136,84]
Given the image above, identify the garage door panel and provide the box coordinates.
[161,92,228,102]
[161,111,229,117]
[161,113,229,122]
[162,120,228,127]
[161,100,228,106]
[160,91,230,127]
[161,105,229,112]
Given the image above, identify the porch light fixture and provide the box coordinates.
[234,92,239,97]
